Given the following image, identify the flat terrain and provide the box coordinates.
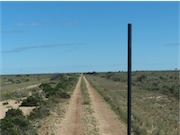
[85,71,179,135]
[37,75,126,135]
[1,71,178,135]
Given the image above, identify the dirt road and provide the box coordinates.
[55,75,83,135]
[38,75,126,135]
[83,76,127,135]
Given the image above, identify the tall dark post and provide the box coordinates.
[128,23,132,135]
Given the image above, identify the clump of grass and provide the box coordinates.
[20,95,43,107]
[28,104,50,120]
[81,77,99,135]
[81,78,90,105]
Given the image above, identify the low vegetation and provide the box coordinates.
[39,79,72,98]
[85,70,179,135]
[28,75,77,120]
[0,74,51,101]
[98,70,179,99]
[28,104,50,120]
[0,108,36,135]
[0,73,79,134]
[21,95,43,107]
[81,78,90,105]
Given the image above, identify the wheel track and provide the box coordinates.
[83,76,127,135]
[56,75,82,135]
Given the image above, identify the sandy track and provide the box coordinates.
[54,75,83,135]
[83,76,127,135]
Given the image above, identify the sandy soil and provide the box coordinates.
[0,84,39,119]
[37,99,69,135]
[83,76,127,135]
[0,100,35,119]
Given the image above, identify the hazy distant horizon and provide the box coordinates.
[1,69,179,76]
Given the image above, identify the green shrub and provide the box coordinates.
[59,92,70,98]
[28,105,50,120]
[21,96,43,107]
[173,87,179,99]
[25,79,30,82]
[50,74,65,81]
[39,81,71,98]
[39,83,58,97]
[6,108,24,118]
[8,78,14,83]
[0,108,33,135]
[15,80,21,84]
[55,82,67,90]
[136,74,147,82]
[45,88,59,97]
[39,83,51,90]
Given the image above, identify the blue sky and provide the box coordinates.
[1,1,179,74]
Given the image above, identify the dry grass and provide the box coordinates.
[85,71,179,135]
[0,74,51,101]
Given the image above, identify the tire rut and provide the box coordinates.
[37,75,83,135]
[83,76,127,135]
[55,75,83,135]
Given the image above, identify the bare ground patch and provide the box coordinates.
[0,100,35,119]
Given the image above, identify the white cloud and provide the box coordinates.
[16,21,79,26]
[2,43,72,53]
